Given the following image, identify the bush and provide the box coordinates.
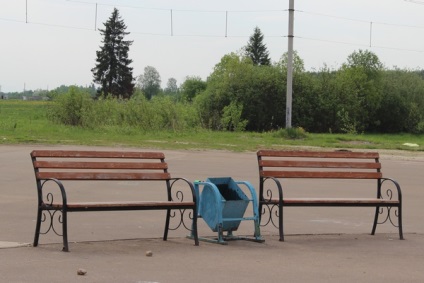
[47,88,202,131]
[274,127,308,139]
[47,87,92,126]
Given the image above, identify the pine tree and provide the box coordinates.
[92,8,134,99]
[245,27,271,66]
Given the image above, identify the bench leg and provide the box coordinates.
[33,208,42,247]
[62,210,69,252]
[258,202,263,224]
[279,204,284,241]
[163,209,171,241]
[371,206,379,236]
[33,208,70,251]
[164,209,199,246]
[371,206,404,240]
[191,208,199,246]
[398,205,404,240]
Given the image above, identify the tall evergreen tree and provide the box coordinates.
[245,27,271,66]
[92,8,134,99]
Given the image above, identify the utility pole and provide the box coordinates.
[286,0,294,129]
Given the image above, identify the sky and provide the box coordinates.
[1,0,424,93]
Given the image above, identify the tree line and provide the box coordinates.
[27,8,424,134]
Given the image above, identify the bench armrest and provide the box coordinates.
[169,177,197,204]
[38,178,68,207]
[380,177,402,202]
[261,177,283,203]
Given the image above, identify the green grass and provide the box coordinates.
[1,100,423,152]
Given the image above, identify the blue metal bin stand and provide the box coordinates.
[192,177,264,244]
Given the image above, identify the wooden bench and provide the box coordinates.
[31,150,199,251]
[257,150,403,241]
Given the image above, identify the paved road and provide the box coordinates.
[1,145,423,282]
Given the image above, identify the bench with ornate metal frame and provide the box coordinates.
[31,150,199,251]
[257,150,403,241]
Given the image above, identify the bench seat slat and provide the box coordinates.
[45,201,195,210]
[261,171,383,179]
[33,161,168,170]
[267,198,399,204]
[259,160,381,169]
[36,172,171,180]
[265,198,399,205]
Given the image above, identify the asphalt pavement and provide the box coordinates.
[1,145,423,283]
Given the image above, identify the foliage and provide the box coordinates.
[46,87,200,131]
[180,76,207,102]
[7,40,424,136]
[47,87,93,126]
[220,101,248,132]
[244,27,271,66]
[279,50,305,74]
[164,78,178,95]
[137,66,162,100]
[273,127,308,140]
[198,53,284,131]
[48,85,97,100]
[378,69,424,133]
[91,8,134,99]
[2,100,424,152]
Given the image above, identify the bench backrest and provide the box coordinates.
[31,150,171,181]
[257,150,382,180]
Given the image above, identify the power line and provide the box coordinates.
[297,36,424,53]
[404,0,424,5]
[1,1,423,53]
[66,0,287,13]
[297,36,370,48]
[298,9,424,29]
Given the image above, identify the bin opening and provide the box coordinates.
[206,177,248,201]
[216,184,243,201]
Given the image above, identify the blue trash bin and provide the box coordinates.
[194,177,263,244]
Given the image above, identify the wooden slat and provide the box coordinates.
[33,161,168,170]
[265,198,399,205]
[259,160,381,169]
[31,150,165,159]
[260,170,382,179]
[48,201,195,209]
[257,150,379,159]
[36,172,171,180]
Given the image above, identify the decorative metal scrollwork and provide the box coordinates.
[168,209,194,231]
[260,203,280,229]
[260,178,282,229]
[40,209,63,236]
[376,206,399,227]
[167,178,196,232]
[376,179,400,228]
[38,179,65,237]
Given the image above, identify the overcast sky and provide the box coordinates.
[1,0,424,93]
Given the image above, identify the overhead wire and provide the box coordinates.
[0,1,422,53]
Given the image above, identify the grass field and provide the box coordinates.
[1,100,423,152]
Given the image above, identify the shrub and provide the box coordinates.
[274,127,308,139]
[47,87,92,126]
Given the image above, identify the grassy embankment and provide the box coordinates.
[0,100,422,152]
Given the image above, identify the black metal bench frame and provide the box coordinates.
[31,150,199,251]
[257,150,403,241]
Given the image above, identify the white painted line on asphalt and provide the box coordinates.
[0,241,31,249]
